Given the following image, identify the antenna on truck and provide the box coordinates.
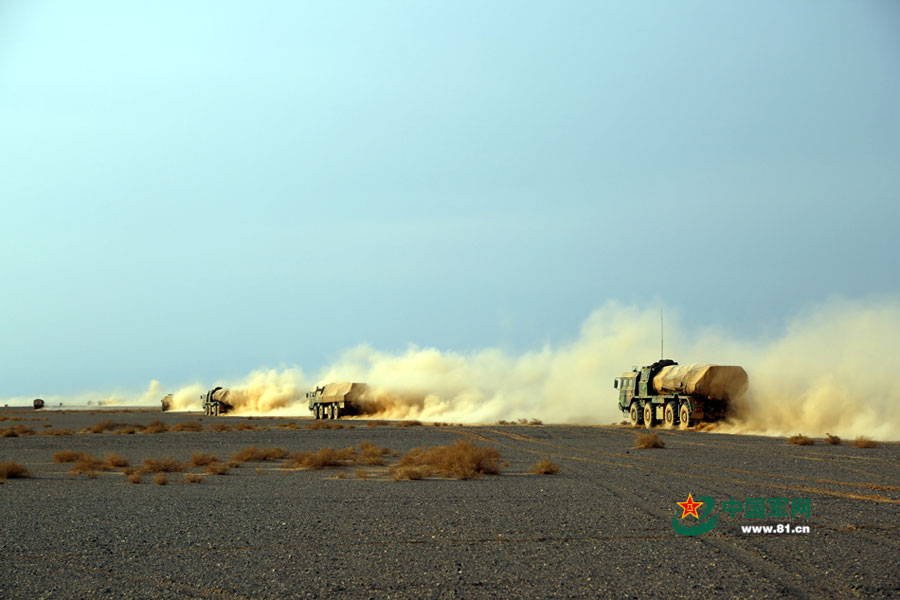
[660,308,664,359]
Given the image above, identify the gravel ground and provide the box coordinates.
[1,409,898,599]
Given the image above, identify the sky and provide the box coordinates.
[1,1,899,399]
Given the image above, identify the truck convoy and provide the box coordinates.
[615,360,747,429]
[307,382,369,419]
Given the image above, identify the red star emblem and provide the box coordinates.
[677,492,703,519]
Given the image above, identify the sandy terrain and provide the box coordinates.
[1,408,898,599]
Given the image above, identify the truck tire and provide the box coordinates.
[664,403,676,428]
[629,403,641,426]
[334,404,341,419]
[679,403,692,430]
[330,404,336,419]
[314,405,321,420]
[643,404,654,429]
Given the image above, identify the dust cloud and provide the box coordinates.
[5,298,899,440]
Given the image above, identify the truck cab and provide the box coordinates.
[614,372,638,415]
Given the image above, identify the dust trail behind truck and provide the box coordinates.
[615,360,748,429]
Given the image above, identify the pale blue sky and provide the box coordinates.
[1,1,899,396]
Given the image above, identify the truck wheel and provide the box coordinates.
[664,403,676,428]
[679,403,692,430]
[314,405,320,420]
[330,404,336,419]
[629,403,641,426]
[643,404,654,429]
[334,405,341,419]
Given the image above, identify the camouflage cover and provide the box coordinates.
[653,364,748,401]
[319,382,369,404]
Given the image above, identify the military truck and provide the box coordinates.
[201,387,233,416]
[615,360,748,429]
[307,382,369,419]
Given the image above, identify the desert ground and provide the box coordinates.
[1,408,898,599]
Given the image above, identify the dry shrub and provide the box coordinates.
[398,420,422,427]
[70,453,107,477]
[366,420,388,428]
[354,469,369,479]
[392,466,429,481]
[183,473,203,484]
[39,428,74,436]
[142,421,169,434]
[1,425,35,437]
[211,423,232,432]
[190,452,218,467]
[787,434,814,446]
[634,433,665,449]
[0,461,30,480]
[226,460,241,469]
[86,421,141,434]
[305,421,345,430]
[53,450,87,463]
[825,433,842,445]
[154,473,167,485]
[234,423,261,431]
[127,472,142,484]
[277,422,301,430]
[283,442,393,470]
[172,421,204,432]
[142,456,186,473]
[335,471,347,479]
[285,447,344,470]
[231,446,288,463]
[528,459,561,475]
[114,426,139,435]
[205,462,230,475]
[852,436,878,448]
[529,418,543,425]
[397,440,502,480]
[517,418,529,425]
[104,453,129,468]
[497,420,510,425]
[358,440,392,465]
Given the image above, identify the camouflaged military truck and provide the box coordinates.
[615,360,748,429]
[307,382,368,419]
[201,387,233,416]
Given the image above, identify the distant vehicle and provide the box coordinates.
[615,360,748,429]
[33,398,44,410]
[160,394,173,412]
[201,387,233,416]
[307,383,369,419]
